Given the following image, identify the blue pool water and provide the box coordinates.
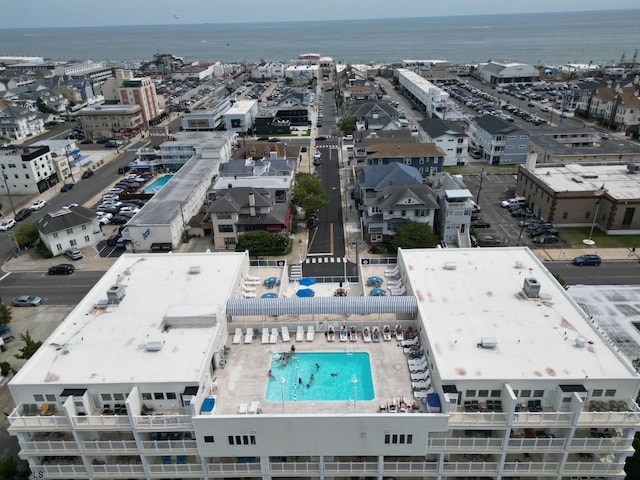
[143,174,173,194]
[265,352,374,402]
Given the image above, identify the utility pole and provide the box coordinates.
[476,168,486,204]
[1,173,17,217]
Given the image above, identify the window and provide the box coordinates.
[218,225,234,233]
[562,212,568,220]
[69,239,77,246]
[142,393,152,400]
[478,390,488,398]
[204,435,214,443]
[53,232,59,239]
[456,148,463,154]
[562,397,572,403]
[419,159,425,164]
[604,389,616,397]
[154,392,164,400]
[45,394,56,401]
[385,434,390,444]
[491,390,501,398]
[113,393,125,401]
[55,243,62,251]
[533,390,544,398]
[66,228,73,235]
[466,390,476,398]
[592,389,603,397]
[82,225,87,231]
[512,390,519,397]
[84,235,90,242]
[521,389,531,397]
[216,212,231,220]
[166,392,177,400]
[34,394,45,402]
[101,393,112,401]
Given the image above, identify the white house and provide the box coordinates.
[0,145,58,195]
[0,101,45,141]
[418,118,468,166]
[37,206,103,255]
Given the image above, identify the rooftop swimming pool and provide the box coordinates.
[265,352,374,402]
[143,174,173,194]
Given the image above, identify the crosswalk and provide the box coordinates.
[305,256,347,264]
[316,144,339,149]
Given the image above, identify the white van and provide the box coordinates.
[500,196,526,208]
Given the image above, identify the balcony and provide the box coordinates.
[324,461,378,475]
[8,404,71,431]
[563,461,626,476]
[512,409,574,426]
[570,428,633,452]
[441,461,499,475]
[428,431,503,451]
[507,436,566,451]
[140,439,198,453]
[19,440,80,455]
[578,398,640,426]
[91,463,145,478]
[133,413,193,429]
[270,461,321,475]
[502,461,559,475]
[206,462,262,476]
[30,463,87,478]
[383,461,439,475]
[82,439,138,453]
[71,413,131,430]
[448,410,508,426]
[148,462,203,477]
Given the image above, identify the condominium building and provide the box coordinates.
[102,70,161,129]
[0,145,57,195]
[7,248,639,479]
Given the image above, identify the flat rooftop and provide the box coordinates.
[400,247,634,381]
[531,162,640,200]
[11,252,247,386]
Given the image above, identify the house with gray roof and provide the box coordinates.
[357,141,446,176]
[475,60,538,85]
[37,206,102,256]
[346,101,408,131]
[206,187,292,249]
[468,114,529,165]
[0,100,45,140]
[430,172,475,247]
[418,118,469,166]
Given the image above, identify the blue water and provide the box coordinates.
[265,352,374,402]
[1,10,638,66]
[143,174,173,194]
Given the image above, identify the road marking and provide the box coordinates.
[0,272,11,282]
[329,223,334,255]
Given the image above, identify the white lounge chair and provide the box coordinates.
[362,327,372,343]
[249,401,260,414]
[262,328,269,344]
[327,326,336,342]
[387,279,403,287]
[409,363,429,373]
[281,326,290,342]
[391,286,407,296]
[401,336,419,347]
[414,391,429,400]
[244,328,253,344]
[384,265,399,276]
[245,275,259,282]
[382,325,392,341]
[242,286,256,293]
[244,279,259,285]
[339,326,348,342]
[270,328,278,344]
[296,325,305,342]
[232,328,242,344]
[238,403,248,414]
[412,380,429,390]
[306,326,315,342]
[242,292,256,298]
[411,371,430,382]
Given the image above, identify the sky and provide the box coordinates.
[2,0,638,29]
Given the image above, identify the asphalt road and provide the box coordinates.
[1,270,105,305]
[544,260,640,285]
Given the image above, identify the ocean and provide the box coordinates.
[1,9,639,66]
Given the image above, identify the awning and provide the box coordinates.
[226,296,418,317]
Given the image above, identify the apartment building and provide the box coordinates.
[418,118,468,166]
[0,145,57,195]
[102,70,161,129]
[7,247,638,479]
[75,104,144,140]
[469,114,530,165]
[0,100,45,141]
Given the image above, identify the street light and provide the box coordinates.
[1,172,17,217]
[64,144,76,183]
[280,377,286,414]
[352,375,358,413]
[476,168,486,204]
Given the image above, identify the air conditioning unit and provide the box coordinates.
[523,277,541,298]
[106,285,126,304]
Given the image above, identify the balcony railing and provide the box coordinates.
[133,414,193,429]
[512,410,574,425]
[8,407,71,431]
[563,461,626,475]
[502,461,559,474]
[20,440,79,454]
[71,414,131,429]
[270,461,321,474]
[206,462,262,475]
[383,461,439,474]
[448,411,508,425]
[82,440,138,453]
[507,437,566,450]
[442,461,499,474]
[428,437,503,450]
[148,463,203,476]
[30,464,87,478]
[91,464,145,477]
[140,439,198,453]
[569,436,633,451]
[324,461,378,475]
[577,410,640,426]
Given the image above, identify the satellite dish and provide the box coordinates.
[173,13,180,21]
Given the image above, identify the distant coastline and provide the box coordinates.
[1,9,638,66]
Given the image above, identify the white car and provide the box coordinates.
[119,206,140,213]
[62,203,79,209]
[98,213,113,225]
[30,199,47,211]
[0,218,17,231]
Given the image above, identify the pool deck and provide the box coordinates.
[215,332,418,415]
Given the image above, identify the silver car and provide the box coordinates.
[12,295,43,307]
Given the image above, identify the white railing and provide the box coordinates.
[206,462,262,474]
[270,461,321,474]
[563,461,626,474]
[569,436,634,450]
[428,437,503,450]
[441,461,499,474]
[32,464,88,476]
[134,414,193,429]
[20,440,79,454]
[512,411,574,425]
[383,461,439,474]
[148,463,203,475]
[577,410,640,426]
[8,412,70,430]
[324,461,378,474]
[82,439,138,453]
[71,414,131,429]
[91,464,145,476]
[502,461,559,474]
[507,437,566,450]
[448,411,508,425]
[140,439,198,452]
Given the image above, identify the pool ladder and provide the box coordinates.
[346,344,353,356]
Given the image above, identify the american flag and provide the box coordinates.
[594,184,607,197]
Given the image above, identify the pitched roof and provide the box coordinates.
[365,142,445,158]
[347,101,398,117]
[37,206,97,234]
[207,187,273,213]
[419,118,465,138]
[374,184,440,210]
[474,114,522,135]
[357,163,423,190]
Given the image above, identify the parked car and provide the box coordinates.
[0,219,16,231]
[48,263,75,275]
[107,234,121,246]
[573,254,602,266]
[80,138,94,144]
[12,295,43,307]
[62,204,78,210]
[60,183,75,192]
[14,208,32,221]
[65,247,84,260]
[81,170,94,179]
[471,219,491,229]
[98,213,113,225]
[30,199,47,211]
[529,227,559,237]
[533,234,559,244]
[110,215,130,225]
[476,235,502,247]
[95,205,119,214]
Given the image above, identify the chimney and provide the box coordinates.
[23,146,30,154]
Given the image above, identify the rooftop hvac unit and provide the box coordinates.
[188,266,201,275]
[522,277,541,298]
[443,262,457,270]
[575,337,587,348]
[106,284,126,304]
[145,341,163,352]
[477,337,498,349]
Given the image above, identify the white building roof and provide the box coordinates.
[400,247,634,381]
[11,252,247,386]
[225,99,258,115]
[531,163,640,200]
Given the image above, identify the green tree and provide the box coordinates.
[339,116,357,133]
[292,173,328,214]
[391,222,439,251]
[14,331,43,360]
[235,231,288,256]
[0,304,12,327]
[36,97,56,115]
[0,361,16,377]
[15,222,39,248]
[0,457,21,479]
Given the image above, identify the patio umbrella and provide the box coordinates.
[296,288,315,298]
[299,277,316,286]
[261,292,277,299]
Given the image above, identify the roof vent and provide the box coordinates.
[188,266,201,274]
[145,341,164,352]
[575,336,587,348]
[522,277,541,298]
[477,337,497,349]
[514,261,525,269]
[106,284,126,304]
[443,262,457,270]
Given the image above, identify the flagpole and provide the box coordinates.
[584,185,606,246]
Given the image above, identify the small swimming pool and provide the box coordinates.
[143,174,173,194]
[265,352,374,402]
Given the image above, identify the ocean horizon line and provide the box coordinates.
[1,8,638,32]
